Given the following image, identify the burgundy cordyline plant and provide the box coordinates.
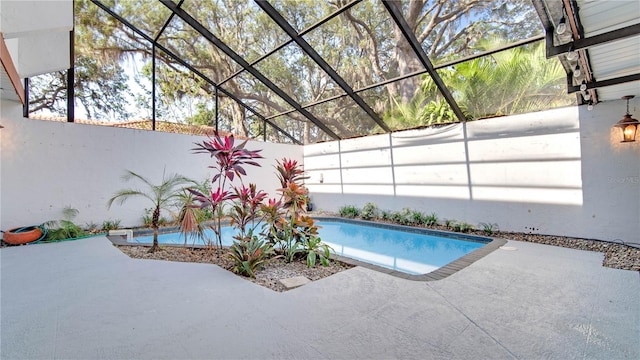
[189,133,263,248]
[266,158,331,267]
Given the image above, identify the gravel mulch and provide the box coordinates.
[493,231,640,272]
[117,245,353,292]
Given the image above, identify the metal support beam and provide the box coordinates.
[154,0,182,42]
[215,87,219,133]
[382,0,467,122]
[256,0,391,133]
[23,78,29,118]
[67,29,75,122]
[90,0,301,144]
[567,74,640,93]
[263,120,266,142]
[546,23,640,58]
[152,44,156,131]
[159,0,340,140]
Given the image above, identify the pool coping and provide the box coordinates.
[314,216,507,281]
[108,217,507,281]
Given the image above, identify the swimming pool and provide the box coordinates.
[129,218,494,276]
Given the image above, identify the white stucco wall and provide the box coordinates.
[2,98,638,242]
[305,105,639,243]
[0,100,302,229]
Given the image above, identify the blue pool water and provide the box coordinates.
[130,220,487,275]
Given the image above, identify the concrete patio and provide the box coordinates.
[1,237,638,359]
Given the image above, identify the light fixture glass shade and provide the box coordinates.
[566,50,578,62]
[614,95,639,142]
[622,124,637,142]
[580,81,587,91]
[615,115,639,142]
[573,65,582,78]
[556,17,567,34]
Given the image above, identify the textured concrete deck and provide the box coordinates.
[1,237,638,359]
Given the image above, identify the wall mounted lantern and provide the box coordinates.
[614,95,639,143]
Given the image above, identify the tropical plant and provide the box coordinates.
[271,215,303,263]
[421,41,573,120]
[228,230,275,278]
[229,183,268,239]
[303,232,332,268]
[107,170,193,252]
[44,206,88,241]
[390,208,413,225]
[265,158,331,267]
[360,202,379,220]
[275,158,308,188]
[84,221,100,233]
[452,222,475,233]
[190,133,263,248]
[101,219,121,231]
[423,212,439,227]
[270,182,311,263]
[383,94,459,130]
[339,205,360,219]
[176,179,212,247]
[410,210,424,225]
[479,222,499,235]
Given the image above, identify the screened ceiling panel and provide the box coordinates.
[305,96,384,139]
[221,70,295,118]
[400,0,544,66]
[77,0,606,144]
[268,0,352,33]
[303,0,424,90]
[268,112,322,144]
[244,114,265,140]
[156,14,242,84]
[252,42,345,105]
[155,58,214,123]
[181,0,292,63]
[104,0,174,39]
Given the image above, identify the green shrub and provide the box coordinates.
[101,219,121,231]
[423,212,438,227]
[339,205,360,218]
[303,235,332,268]
[44,207,87,241]
[360,202,379,220]
[380,210,391,221]
[228,231,275,278]
[452,222,474,233]
[444,219,455,229]
[391,208,413,225]
[479,222,499,235]
[410,210,424,225]
[84,222,100,232]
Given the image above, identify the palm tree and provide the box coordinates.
[107,170,193,252]
[419,40,573,120]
